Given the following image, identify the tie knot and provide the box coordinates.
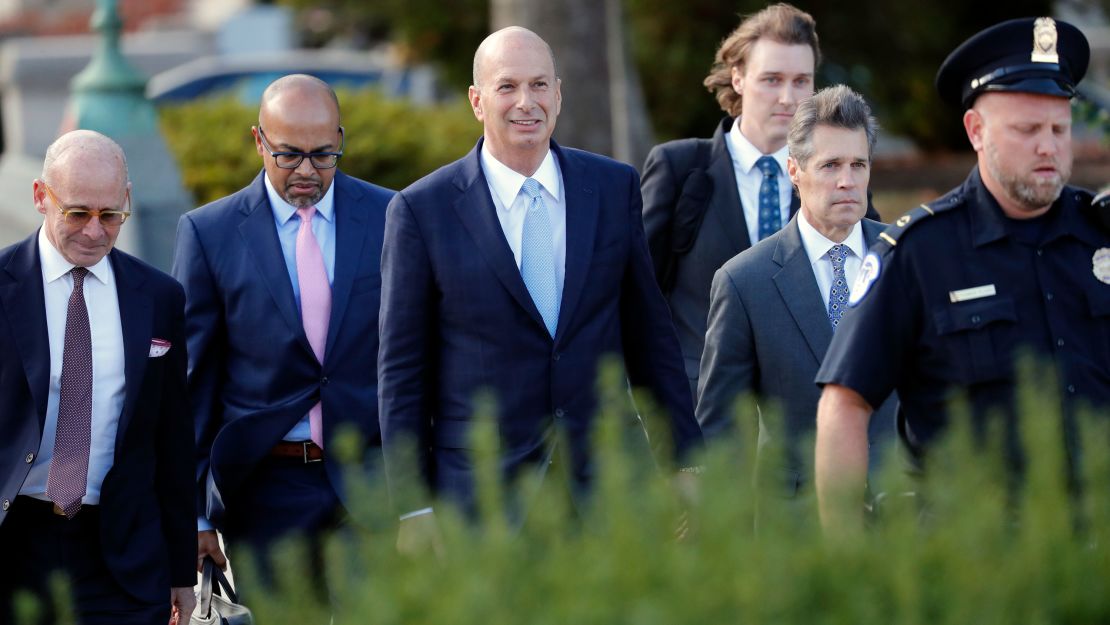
[297,205,317,222]
[70,266,88,287]
[828,244,850,266]
[521,178,542,200]
[756,156,779,178]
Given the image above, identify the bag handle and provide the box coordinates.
[198,556,241,618]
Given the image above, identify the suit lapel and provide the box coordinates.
[0,232,51,431]
[861,218,883,252]
[552,143,598,344]
[705,119,751,253]
[237,174,314,356]
[771,219,832,362]
[111,251,152,450]
[452,141,550,334]
[325,173,369,358]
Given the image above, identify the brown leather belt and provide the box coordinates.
[270,440,324,463]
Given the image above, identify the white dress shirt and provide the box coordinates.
[480,146,567,296]
[796,211,866,309]
[21,226,126,505]
[725,119,793,245]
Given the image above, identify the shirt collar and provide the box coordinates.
[264,172,336,225]
[728,117,789,175]
[480,147,562,211]
[964,166,1096,248]
[796,210,866,265]
[37,224,112,285]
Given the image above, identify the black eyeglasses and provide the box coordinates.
[257,126,344,170]
[43,182,131,227]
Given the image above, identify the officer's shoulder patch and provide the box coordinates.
[849,251,882,306]
[873,189,963,255]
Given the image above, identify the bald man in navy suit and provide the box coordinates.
[0,130,195,624]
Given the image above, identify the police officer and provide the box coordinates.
[812,17,1110,531]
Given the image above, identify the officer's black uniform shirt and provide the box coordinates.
[817,167,1110,461]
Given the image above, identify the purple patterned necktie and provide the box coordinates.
[46,267,92,519]
[296,206,330,448]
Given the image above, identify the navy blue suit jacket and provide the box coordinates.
[172,171,392,528]
[379,140,702,514]
[0,232,195,600]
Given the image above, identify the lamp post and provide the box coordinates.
[69,0,193,271]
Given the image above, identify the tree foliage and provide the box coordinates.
[277,0,1057,149]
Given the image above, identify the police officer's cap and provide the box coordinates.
[936,17,1089,109]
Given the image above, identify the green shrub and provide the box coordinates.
[20,361,1110,624]
[158,89,479,206]
[241,360,1110,624]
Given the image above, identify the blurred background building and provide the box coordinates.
[0,0,1107,262]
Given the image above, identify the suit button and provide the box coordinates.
[1,499,8,511]
[25,453,34,464]
[553,352,561,361]
[321,376,329,386]
[970,315,981,324]
[554,408,565,418]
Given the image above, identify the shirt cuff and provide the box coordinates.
[197,516,214,532]
[399,507,434,521]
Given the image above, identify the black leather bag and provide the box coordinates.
[190,557,253,625]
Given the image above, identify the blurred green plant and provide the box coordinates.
[254,360,1110,624]
[19,360,1110,624]
[158,89,479,205]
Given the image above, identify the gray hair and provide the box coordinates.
[788,85,878,168]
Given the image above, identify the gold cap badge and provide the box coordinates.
[1032,17,1059,63]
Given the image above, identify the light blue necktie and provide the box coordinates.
[755,156,782,241]
[520,178,560,337]
[827,244,851,327]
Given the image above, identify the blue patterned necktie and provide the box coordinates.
[827,244,851,327]
[755,156,782,241]
[520,178,560,337]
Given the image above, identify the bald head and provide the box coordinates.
[42,129,128,188]
[36,130,131,267]
[472,26,558,88]
[254,74,344,208]
[259,74,341,128]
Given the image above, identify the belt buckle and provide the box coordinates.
[303,441,322,464]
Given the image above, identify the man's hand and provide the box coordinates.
[396,512,445,561]
[197,529,227,572]
[169,586,196,625]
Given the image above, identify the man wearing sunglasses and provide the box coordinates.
[0,130,196,624]
[172,74,393,594]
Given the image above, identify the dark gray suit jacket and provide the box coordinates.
[642,118,801,397]
[642,117,878,399]
[696,215,897,495]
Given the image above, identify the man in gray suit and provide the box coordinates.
[696,85,895,502]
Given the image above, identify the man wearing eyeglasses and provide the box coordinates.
[172,74,393,590]
[0,129,196,624]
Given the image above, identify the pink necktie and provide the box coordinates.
[296,206,330,448]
